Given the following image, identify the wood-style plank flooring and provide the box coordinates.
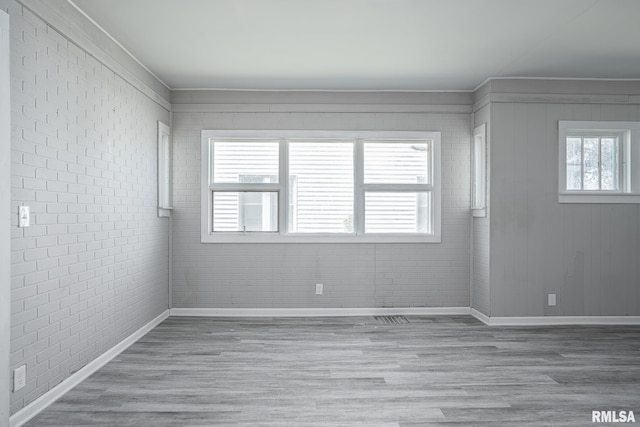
[26,316,640,426]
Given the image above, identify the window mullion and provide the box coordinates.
[354,139,364,236]
[279,139,288,235]
[580,136,585,190]
[598,137,603,190]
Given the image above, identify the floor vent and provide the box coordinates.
[374,315,410,325]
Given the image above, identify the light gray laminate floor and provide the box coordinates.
[26,316,640,426]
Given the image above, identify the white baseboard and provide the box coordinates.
[470,308,490,324]
[470,309,640,326]
[9,309,170,427]
[170,307,472,317]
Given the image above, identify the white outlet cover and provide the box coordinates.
[548,293,557,307]
[14,365,26,391]
[315,283,323,295]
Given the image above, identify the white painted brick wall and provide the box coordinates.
[172,111,471,308]
[3,0,170,415]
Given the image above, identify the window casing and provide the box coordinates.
[201,130,441,243]
[559,121,640,203]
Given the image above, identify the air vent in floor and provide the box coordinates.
[374,315,410,325]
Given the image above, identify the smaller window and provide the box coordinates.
[157,121,172,217]
[559,121,640,203]
[472,124,487,216]
[565,134,620,191]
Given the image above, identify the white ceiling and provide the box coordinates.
[70,0,640,91]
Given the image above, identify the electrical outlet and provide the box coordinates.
[547,293,557,307]
[18,206,30,227]
[14,365,26,392]
[315,283,323,295]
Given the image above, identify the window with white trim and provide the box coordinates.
[472,123,487,216]
[559,121,640,203]
[201,131,441,243]
[157,121,172,217]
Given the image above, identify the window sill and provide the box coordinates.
[472,207,487,218]
[200,233,442,244]
[158,206,173,218]
[559,193,640,204]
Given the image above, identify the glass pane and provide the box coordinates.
[364,141,430,184]
[566,137,582,190]
[365,192,430,234]
[600,137,618,190]
[159,134,171,207]
[473,135,486,208]
[583,137,600,190]
[288,142,354,233]
[212,141,279,183]
[213,192,278,232]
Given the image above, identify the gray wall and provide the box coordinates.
[471,103,490,316]
[3,0,170,415]
[171,104,472,309]
[1,9,11,427]
[490,100,640,317]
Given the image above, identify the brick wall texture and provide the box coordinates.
[3,0,170,414]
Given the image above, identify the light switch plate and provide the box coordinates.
[18,205,30,227]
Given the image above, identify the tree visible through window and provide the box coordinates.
[558,121,640,204]
[566,135,619,191]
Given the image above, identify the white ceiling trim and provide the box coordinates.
[66,0,172,90]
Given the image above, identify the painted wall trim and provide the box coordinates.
[488,93,639,105]
[470,310,640,326]
[170,307,472,317]
[170,89,473,106]
[1,9,11,427]
[171,103,472,114]
[470,308,490,325]
[18,0,171,110]
[8,310,170,427]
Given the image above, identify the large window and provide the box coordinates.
[201,131,441,243]
[559,121,640,203]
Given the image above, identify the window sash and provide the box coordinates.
[210,138,433,235]
[565,134,621,192]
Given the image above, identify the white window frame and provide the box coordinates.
[201,130,441,243]
[472,123,487,217]
[157,121,172,217]
[559,121,640,204]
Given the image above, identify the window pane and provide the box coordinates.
[158,133,171,207]
[213,191,278,232]
[473,134,486,208]
[601,137,618,190]
[365,192,430,233]
[364,141,430,184]
[583,137,600,190]
[288,142,353,233]
[212,141,279,183]
[566,137,582,190]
